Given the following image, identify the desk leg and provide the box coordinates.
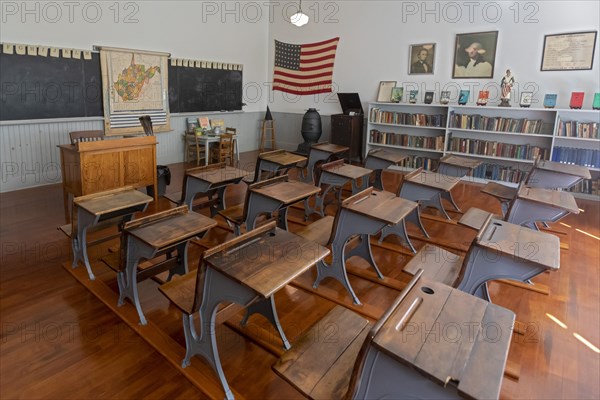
[186,267,287,400]
[241,297,291,350]
[380,208,424,250]
[117,237,155,325]
[72,210,99,280]
[204,144,209,166]
[345,234,383,278]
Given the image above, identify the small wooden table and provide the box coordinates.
[508,186,580,229]
[314,188,418,304]
[247,178,320,231]
[178,163,250,214]
[528,159,591,189]
[187,223,330,399]
[298,142,349,183]
[304,159,373,218]
[71,187,152,280]
[363,149,407,191]
[117,207,217,325]
[194,134,239,166]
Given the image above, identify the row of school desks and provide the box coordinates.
[62,144,589,400]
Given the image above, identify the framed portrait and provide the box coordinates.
[409,43,435,75]
[541,31,597,71]
[452,31,498,79]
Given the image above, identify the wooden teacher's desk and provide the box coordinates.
[59,136,157,221]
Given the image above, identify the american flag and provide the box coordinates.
[273,37,339,95]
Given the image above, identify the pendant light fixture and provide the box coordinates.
[290,0,309,27]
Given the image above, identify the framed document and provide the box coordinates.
[541,31,597,71]
[377,81,396,102]
[520,92,533,108]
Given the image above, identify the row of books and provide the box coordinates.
[472,163,528,183]
[556,119,599,139]
[398,155,439,171]
[551,146,600,168]
[449,112,551,134]
[447,136,550,160]
[369,108,446,127]
[369,130,445,150]
[567,178,600,196]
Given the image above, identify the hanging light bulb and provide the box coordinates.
[290,0,309,26]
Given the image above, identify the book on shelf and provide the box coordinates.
[369,129,444,151]
[391,87,403,103]
[398,155,439,171]
[440,91,450,105]
[198,116,211,130]
[210,119,225,129]
[449,112,550,134]
[556,118,599,138]
[569,92,584,109]
[447,135,550,161]
[424,91,434,104]
[476,91,489,106]
[472,163,528,183]
[369,108,446,127]
[543,94,557,108]
[458,90,469,105]
[552,146,599,168]
[409,90,418,104]
[568,178,600,196]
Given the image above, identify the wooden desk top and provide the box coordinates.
[127,211,217,249]
[260,150,307,166]
[74,188,152,216]
[406,170,459,191]
[439,154,482,169]
[481,182,517,201]
[322,162,372,180]
[251,180,320,204]
[477,218,560,270]
[342,188,417,225]
[374,277,515,400]
[58,135,156,152]
[311,143,349,154]
[186,165,250,184]
[368,149,407,164]
[518,187,580,214]
[536,160,591,179]
[204,224,330,298]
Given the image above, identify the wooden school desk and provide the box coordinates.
[304,159,373,218]
[165,222,329,400]
[313,188,417,305]
[70,187,152,280]
[176,163,250,214]
[433,154,482,211]
[115,206,217,325]
[527,159,591,189]
[255,149,307,178]
[298,142,349,183]
[363,149,407,190]
[274,272,515,400]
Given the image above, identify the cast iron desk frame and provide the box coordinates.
[298,142,349,184]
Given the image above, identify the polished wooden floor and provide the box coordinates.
[1,151,598,399]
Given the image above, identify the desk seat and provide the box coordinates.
[295,216,334,246]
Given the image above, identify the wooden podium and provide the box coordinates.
[59,136,158,221]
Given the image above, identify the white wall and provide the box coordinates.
[268,0,600,114]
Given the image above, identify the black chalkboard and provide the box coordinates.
[0,52,103,120]
[168,65,243,113]
[0,52,244,121]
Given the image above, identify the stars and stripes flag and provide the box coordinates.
[273,37,339,95]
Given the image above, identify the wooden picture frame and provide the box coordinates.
[541,31,597,71]
[377,81,397,102]
[453,31,498,79]
[409,43,435,75]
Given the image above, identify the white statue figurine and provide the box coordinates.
[500,69,515,107]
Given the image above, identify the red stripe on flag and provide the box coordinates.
[300,54,336,64]
[301,45,338,56]
[301,37,340,48]
[274,70,334,80]
[272,86,333,95]
[299,63,335,72]
[273,79,333,88]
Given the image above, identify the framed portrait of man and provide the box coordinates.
[452,31,498,79]
[409,43,435,75]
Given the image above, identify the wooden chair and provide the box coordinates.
[211,133,235,166]
[69,130,104,145]
[184,130,206,166]
[139,115,154,136]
